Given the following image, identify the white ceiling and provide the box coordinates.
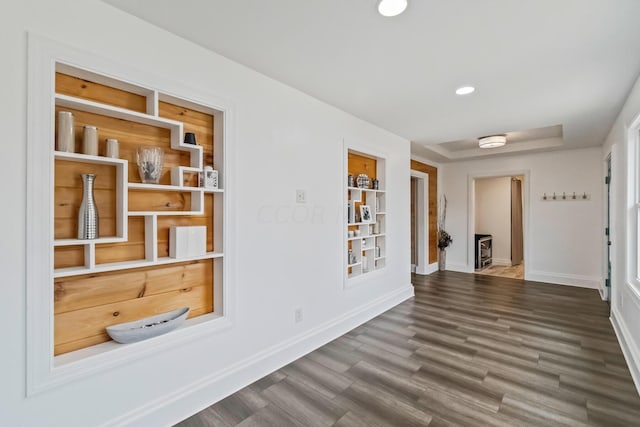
[105,0,640,162]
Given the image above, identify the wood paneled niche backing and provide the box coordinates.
[53,73,216,355]
[410,160,438,264]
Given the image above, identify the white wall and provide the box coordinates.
[0,1,412,425]
[602,72,640,392]
[442,147,603,289]
[474,176,512,265]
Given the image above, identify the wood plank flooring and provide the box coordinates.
[176,271,640,426]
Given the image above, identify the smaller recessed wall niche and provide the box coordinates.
[345,149,386,284]
[51,63,224,356]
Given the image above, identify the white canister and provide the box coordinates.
[83,126,99,156]
[201,166,218,189]
[57,111,75,152]
[105,138,119,158]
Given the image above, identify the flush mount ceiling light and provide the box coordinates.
[378,0,408,17]
[478,135,507,149]
[455,86,475,95]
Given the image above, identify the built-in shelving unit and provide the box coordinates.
[345,150,386,283]
[50,62,225,356]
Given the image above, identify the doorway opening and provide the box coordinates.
[411,170,431,275]
[472,175,525,279]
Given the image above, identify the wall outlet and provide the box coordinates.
[294,308,303,323]
[296,189,307,203]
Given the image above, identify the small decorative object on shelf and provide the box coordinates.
[375,246,381,258]
[78,173,99,240]
[169,226,206,259]
[105,138,119,158]
[348,230,354,238]
[348,174,355,187]
[106,307,190,344]
[356,173,370,189]
[373,222,380,234]
[360,205,372,223]
[348,249,356,265]
[200,165,218,189]
[184,132,197,145]
[82,125,98,156]
[347,201,355,223]
[369,224,374,234]
[57,111,75,152]
[355,229,361,237]
[372,179,379,190]
[137,146,164,184]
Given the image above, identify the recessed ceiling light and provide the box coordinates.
[478,135,507,149]
[378,0,408,17]
[455,86,475,95]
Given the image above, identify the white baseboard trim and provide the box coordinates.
[415,262,438,275]
[599,286,609,301]
[446,262,474,273]
[492,258,511,266]
[610,309,640,397]
[526,270,601,289]
[104,284,415,427]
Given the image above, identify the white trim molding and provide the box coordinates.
[610,309,640,397]
[527,270,602,289]
[467,170,531,278]
[411,170,430,275]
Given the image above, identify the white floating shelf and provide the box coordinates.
[54,151,128,166]
[54,237,126,247]
[376,212,387,215]
[347,186,385,193]
[375,256,386,261]
[348,262,362,267]
[362,247,375,251]
[129,182,205,193]
[55,94,182,131]
[128,211,203,217]
[54,251,224,278]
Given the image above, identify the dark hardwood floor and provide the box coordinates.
[176,271,640,426]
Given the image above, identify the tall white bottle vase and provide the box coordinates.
[82,126,99,156]
[78,174,99,239]
[57,111,75,152]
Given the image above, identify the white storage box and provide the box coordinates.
[169,226,207,259]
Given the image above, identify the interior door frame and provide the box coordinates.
[467,170,531,278]
[411,170,430,275]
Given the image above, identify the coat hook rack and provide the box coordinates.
[542,191,590,201]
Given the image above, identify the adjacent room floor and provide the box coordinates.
[177,272,640,427]
[476,263,525,280]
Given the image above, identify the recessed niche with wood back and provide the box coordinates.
[345,149,386,284]
[52,64,224,355]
